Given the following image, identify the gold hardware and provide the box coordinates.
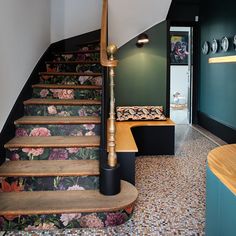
[107,44,118,167]
[107,44,118,61]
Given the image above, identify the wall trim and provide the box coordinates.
[197,111,236,144]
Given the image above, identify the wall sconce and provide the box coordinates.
[136,33,149,48]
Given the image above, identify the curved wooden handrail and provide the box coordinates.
[100,0,118,67]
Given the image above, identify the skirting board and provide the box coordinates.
[197,111,236,144]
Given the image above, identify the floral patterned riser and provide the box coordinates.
[46,63,102,73]
[33,88,102,100]
[76,44,100,51]
[55,52,100,62]
[40,75,102,86]
[1,176,99,192]
[15,124,101,137]
[69,44,100,52]
[0,206,134,230]
[6,147,99,161]
[24,105,101,117]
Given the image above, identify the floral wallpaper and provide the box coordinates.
[15,124,101,137]
[46,63,102,73]
[40,75,102,86]
[24,105,101,117]
[0,205,134,230]
[0,176,99,192]
[6,147,100,161]
[33,88,102,100]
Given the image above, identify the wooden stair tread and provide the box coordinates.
[0,181,138,215]
[32,84,102,89]
[4,136,100,148]
[23,98,101,106]
[39,72,102,76]
[46,61,100,64]
[15,116,101,125]
[0,160,99,177]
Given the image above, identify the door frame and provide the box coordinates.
[167,20,200,124]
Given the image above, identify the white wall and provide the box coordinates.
[108,0,172,47]
[50,0,102,43]
[0,0,51,131]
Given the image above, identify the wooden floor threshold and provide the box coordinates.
[4,136,100,149]
[15,116,101,125]
[32,84,102,90]
[0,181,138,215]
[23,98,101,106]
[0,160,99,177]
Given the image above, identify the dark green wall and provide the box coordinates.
[115,21,168,114]
[199,0,236,129]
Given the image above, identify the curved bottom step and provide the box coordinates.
[0,181,138,230]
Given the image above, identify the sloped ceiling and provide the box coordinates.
[108,0,172,47]
[50,0,172,47]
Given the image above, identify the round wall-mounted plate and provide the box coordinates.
[234,35,236,50]
[221,36,229,52]
[211,39,218,54]
[202,41,209,55]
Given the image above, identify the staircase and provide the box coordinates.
[0,41,137,231]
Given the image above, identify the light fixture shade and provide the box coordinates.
[136,33,149,47]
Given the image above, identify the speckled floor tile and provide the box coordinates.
[3,125,217,236]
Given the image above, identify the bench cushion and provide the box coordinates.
[116,106,167,121]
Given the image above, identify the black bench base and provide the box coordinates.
[131,126,175,156]
[117,125,175,185]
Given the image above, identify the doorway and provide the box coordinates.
[169,26,193,124]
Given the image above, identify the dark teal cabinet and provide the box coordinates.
[206,166,236,236]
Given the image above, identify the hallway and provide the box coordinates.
[2,125,219,235]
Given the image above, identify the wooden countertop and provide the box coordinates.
[108,119,175,153]
[208,144,236,195]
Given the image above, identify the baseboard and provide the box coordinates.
[197,111,236,144]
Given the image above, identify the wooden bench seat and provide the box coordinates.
[115,119,175,153]
[107,119,175,152]
[107,119,175,184]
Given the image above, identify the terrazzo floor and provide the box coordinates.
[2,125,218,236]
